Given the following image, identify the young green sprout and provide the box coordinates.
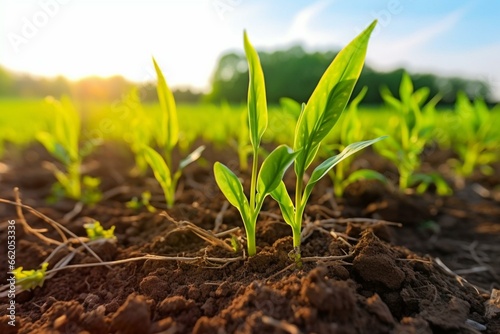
[142,58,206,208]
[214,31,298,256]
[126,190,156,213]
[37,96,101,204]
[12,262,49,291]
[451,92,499,177]
[121,88,153,176]
[325,87,388,197]
[374,72,452,195]
[270,20,386,265]
[84,221,116,240]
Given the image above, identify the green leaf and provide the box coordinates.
[243,31,268,151]
[142,146,172,191]
[13,262,49,291]
[345,169,388,185]
[44,96,79,163]
[153,57,179,151]
[214,162,250,221]
[256,145,298,203]
[179,145,205,170]
[411,172,452,196]
[279,97,302,119]
[36,132,69,164]
[399,72,413,105]
[413,87,430,107]
[380,86,402,110]
[341,86,368,143]
[351,86,368,109]
[294,20,377,176]
[84,221,116,240]
[60,96,80,160]
[270,181,295,227]
[303,136,386,204]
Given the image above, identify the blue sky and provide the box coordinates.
[1,0,499,98]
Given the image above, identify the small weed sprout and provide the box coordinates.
[126,190,156,213]
[214,31,298,256]
[270,21,385,265]
[142,58,206,208]
[37,96,101,204]
[12,262,49,291]
[84,221,116,240]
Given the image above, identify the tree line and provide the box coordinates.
[206,46,491,105]
[0,45,492,105]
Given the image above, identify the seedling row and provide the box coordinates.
[1,20,499,294]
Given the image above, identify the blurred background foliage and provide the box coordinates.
[0,45,492,106]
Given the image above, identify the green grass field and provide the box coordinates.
[1,97,499,163]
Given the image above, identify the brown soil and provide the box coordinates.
[0,143,499,334]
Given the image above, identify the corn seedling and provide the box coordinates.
[214,31,298,256]
[450,92,500,177]
[37,96,102,204]
[374,73,452,195]
[142,58,205,208]
[121,88,153,176]
[270,21,385,265]
[324,87,388,197]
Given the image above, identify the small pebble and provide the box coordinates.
[465,319,486,331]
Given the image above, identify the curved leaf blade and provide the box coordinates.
[142,145,172,191]
[214,162,250,221]
[279,97,302,119]
[243,31,268,150]
[303,136,386,204]
[153,57,179,151]
[294,20,377,175]
[345,169,388,185]
[179,145,205,170]
[36,132,69,164]
[270,181,295,227]
[257,145,298,202]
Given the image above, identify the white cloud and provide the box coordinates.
[363,5,500,99]
[369,5,468,65]
[391,6,466,52]
[284,0,340,46]
[286,0,331,39]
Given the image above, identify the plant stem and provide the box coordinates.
[399,170,409,191]
[246,225,256,256]
[249,148,259,212]
[292,174,304,264]
[165,149,172,171]
[68,162,81,199]
[245,147,260,256]
[166,190,174,209]
[292,224,301,251]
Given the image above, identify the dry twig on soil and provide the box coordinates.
[161,211,236,252]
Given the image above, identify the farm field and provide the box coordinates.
[1,95,500,333]
[1,19,500,334]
